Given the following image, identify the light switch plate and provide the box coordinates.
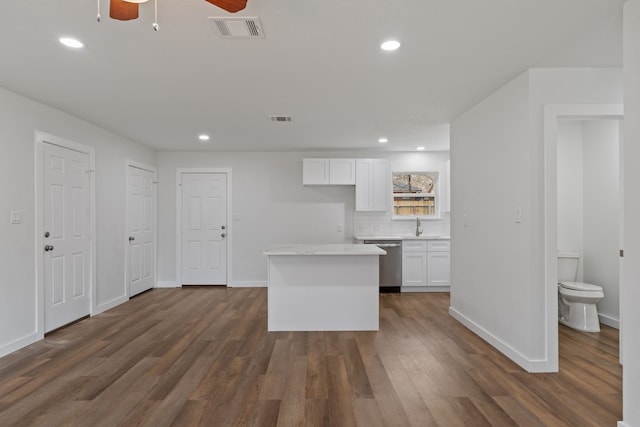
[10,210,22,224]
[514,207,522,223]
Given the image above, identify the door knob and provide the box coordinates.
[44,245,54,252]
[44,231,50,238]
[221,233,226,238]
[221,225,226,230]
[129,236,135,242]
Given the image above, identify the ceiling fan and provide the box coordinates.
[109,0,247,21]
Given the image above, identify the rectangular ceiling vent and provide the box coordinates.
[269,115,292,123]
[209,17,264,39]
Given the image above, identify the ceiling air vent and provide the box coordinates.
[209,17,264,39]
[269,115,292,123]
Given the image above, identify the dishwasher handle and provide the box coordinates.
[373,243,401,248]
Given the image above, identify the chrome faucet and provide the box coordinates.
[416,217,423,236]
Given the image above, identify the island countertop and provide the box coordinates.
[263,243,386,256]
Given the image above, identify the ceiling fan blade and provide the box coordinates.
[110,0,139,20]
[205,0,248,13]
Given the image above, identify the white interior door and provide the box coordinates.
[43,142,91,332]
[181,173,227,285]
[128,165,156,296]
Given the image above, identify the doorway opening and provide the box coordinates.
[543,104,623,372]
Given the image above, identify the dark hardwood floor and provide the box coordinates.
[0,288,621,426]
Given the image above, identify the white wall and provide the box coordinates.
[582,120,620,326]
[622,2,640,426]
[557,121,584,279]
[450,72,536,367]
[156,151,449,286]
[0,86,156,357]
[450,68,623,372]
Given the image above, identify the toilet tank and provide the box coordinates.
[557,251,579,282]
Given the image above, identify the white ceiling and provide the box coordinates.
[0,0,625,152]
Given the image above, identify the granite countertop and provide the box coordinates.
[353,235,450,241]
[264,243,386,256]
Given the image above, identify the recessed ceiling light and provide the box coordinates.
[416,146,425,151]
[378,137,388,144]
[59,37,84,49]
[380,40,401,51]
[198,134,210,142]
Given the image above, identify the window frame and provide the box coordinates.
[391,171,440,220]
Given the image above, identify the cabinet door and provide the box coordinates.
[329,159,356,185]
[303,158,330,185]
[355,159,389,211]
[371,159,389,211]
[427,251,450,286]
[355,159,373,210]
[402,251,427,287]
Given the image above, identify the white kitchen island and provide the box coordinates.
[263,244,385,331]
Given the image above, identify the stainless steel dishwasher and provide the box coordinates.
[364,240,402,292]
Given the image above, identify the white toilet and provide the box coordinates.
[557,251,605,332]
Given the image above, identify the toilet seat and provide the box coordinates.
[560,281,603,292]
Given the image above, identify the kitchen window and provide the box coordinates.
[392,172,439,218]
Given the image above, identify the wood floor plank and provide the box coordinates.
[304,398,330,427]
[493,395,548,427]
[326,355,358,427]
[399,396,439,427]
[0,288,622,427]
[275,355,307,427]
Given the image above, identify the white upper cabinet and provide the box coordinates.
[329,159,356,185]
[303,158,356,185]
[303,158,330,185]
[355,159,389,211]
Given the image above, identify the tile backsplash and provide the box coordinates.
[353,211,450,238]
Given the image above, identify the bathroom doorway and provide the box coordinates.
[543,104,624,371]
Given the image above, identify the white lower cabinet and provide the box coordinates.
[402,251,428,287]
[426,240,450,286]
[402,240,427,287]
[427,251,450,286]
[402,239,450,290]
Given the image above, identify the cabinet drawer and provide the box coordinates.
[402,240,427,252]
[427,240,450,251]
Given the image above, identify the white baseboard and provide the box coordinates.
[0,331,43,358]
[156,281,179,288]
[617,421,633,427]
[401,286,450,293]
[228,281,267,288]
[94,295,128,316]
[449,306,554,373]
[599,313,620,329]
